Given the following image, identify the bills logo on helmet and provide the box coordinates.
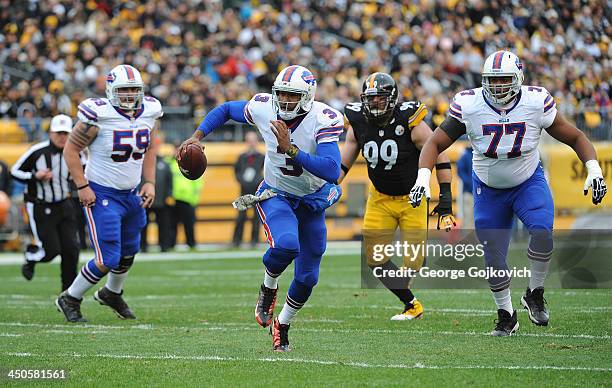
[106,72,116,83]
[301,70,316,86]
[515,58,523,70]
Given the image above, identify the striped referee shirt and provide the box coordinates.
[11,140,84,204]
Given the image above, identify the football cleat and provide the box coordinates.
[390,299,424,320]
[55,291,88,323]
[255,284,277,328]
[491,309,519,337]
[270,317,291,352]
[21,261,35,281]
[521,287,549,326]
[94,287,136,319]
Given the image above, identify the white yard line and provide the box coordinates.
[0,241,362,266]
[0,321,608,340]
[3,351,611,372]
[0,333,22,337]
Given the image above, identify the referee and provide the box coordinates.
[11,114,83,291]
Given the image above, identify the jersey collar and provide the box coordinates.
[279,113,307,133]
[482,90,522,116]
[113,105,145,120]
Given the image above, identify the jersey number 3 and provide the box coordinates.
[112,129,150,162]
[482,123,526,159]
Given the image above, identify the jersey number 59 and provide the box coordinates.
[111,129,150,162]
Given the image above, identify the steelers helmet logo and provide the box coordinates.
[395,125,405,136]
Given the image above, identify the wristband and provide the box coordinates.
[286,145,300,158]
[585,160,602,175]
[77,183,89,190]
[143,180,156,185]
[341,164,350,175]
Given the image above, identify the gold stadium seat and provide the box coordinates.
[0,120,27,143]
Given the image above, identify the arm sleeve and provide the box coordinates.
[10,148,36,182]
[439,116,467,141]
[294,142,341,183]
[197,101,249,136]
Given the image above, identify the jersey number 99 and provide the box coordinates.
[363,140,398,170]
[111,129,150,162]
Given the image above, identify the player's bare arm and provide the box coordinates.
[139,121,159,208]
[411,120,452,183]
[411,121,456,229]
[338,123,360,183]
[545,112,607,204]
[409,127,456,207]
[65,120,99,208]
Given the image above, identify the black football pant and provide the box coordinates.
[141,206,173,251]
[25,200,80,291]
[171,200,196,248]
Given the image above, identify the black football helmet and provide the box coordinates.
[360,72,398,127]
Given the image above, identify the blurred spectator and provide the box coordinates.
[232,131,264,248]
[168,146,203,250]
[141,141,174,252]
[0,0,608,139]
[0,159,11,195]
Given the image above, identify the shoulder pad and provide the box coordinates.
[315,104,343,143]
[77,98,110,125]
[143,96,163,119]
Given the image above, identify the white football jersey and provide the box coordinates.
[77,96,163,190]
[450,86,557,189]
[244,93,342,196]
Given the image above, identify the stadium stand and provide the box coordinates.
[0,0,609,141]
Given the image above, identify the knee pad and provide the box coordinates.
[111,255,135,274]
[263,246,299,274]
[294,271,319,289]
[528,230,553,262]
[275,232,300,253]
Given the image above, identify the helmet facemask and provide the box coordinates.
[272,87,308,120]
[361,90,396,127]
[113,86,144,110]
[482,74,521,105]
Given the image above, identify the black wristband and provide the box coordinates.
[341,164,350,175]
[435,162,452,170]
[77,183,89,190]
[439,182,452,195]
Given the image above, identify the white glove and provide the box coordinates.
[584,160,607,205]
[409,168,432,208]
[232,189,277,211]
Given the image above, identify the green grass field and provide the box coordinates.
[0,250,610,387]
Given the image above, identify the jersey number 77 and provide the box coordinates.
[482,122,526,159]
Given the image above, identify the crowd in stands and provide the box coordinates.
[0,0,610,140]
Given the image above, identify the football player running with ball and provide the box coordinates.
[57,64,162,322]
[179,65,342,352]
[410,51,607,336]
[340,72,455,320]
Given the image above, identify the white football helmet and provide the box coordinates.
[272,65,317,120]
[105,64,145,110]
[482,51,524,105]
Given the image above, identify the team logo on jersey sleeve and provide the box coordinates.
[395,125,405,136]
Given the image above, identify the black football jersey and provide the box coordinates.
[344,101,428,196]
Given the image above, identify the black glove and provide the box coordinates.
[431,183,456,231]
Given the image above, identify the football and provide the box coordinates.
[178,143,207,180]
